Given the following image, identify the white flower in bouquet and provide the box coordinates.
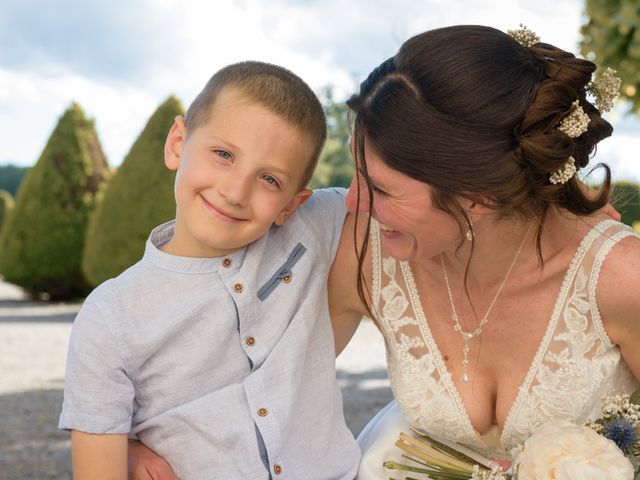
[514,421,634,480]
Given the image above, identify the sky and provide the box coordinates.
[1,0,639,183]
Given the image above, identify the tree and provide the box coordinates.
[310,88,354,189]
[82,96,184,287]
[0,164,29,196]
[580,0,640,111]
[0,103,109,299]
[0,190,14,235]
[612,181,640,227]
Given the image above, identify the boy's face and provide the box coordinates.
[163,86,313,258]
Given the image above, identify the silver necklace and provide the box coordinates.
[440,222,532,384]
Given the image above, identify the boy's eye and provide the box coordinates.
[215,150,231,160]
[261,174,280,188]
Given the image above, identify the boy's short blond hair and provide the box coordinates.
[185,61,326,188]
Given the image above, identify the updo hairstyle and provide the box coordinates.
[347,24,613,255]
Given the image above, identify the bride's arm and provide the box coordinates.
[597,235,640,381]
[329,212,369,356]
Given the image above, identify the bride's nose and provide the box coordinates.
[345,175,370,213]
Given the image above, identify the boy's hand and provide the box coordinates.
[578,181,621,221]
[128,440,178,480]
[600,202,622,222]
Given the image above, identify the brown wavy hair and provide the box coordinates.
[347,25,614,316]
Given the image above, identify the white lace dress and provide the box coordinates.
[357,219,639,478]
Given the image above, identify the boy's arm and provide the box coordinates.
[71,431,127,480]
[128,440,178,480]
[61,300,137,477]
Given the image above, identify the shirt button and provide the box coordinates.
[257,407,268,417]
[233,283,243,293]
[281,275,291,283]
[273,464,282,475]
[222,258,232,268]
[245,336,255,346]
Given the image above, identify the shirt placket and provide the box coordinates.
[219,255,285,477]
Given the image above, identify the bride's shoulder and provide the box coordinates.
[592,219,640,350]
[591,215,640,282]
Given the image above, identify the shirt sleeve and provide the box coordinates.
[298,187,348,262]
[58,300,134,434]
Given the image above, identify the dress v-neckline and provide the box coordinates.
[399,219,615,447]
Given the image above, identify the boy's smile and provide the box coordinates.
[199,193,247,223]
[161,86,313,258]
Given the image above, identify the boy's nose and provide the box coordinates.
[345,175,370,213]
[219,174,251,206]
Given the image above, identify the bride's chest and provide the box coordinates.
[381,261,621,446]
[415,292,553,433]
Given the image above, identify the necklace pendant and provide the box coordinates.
[461,372,469,383]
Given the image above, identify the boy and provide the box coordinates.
[59,62,360,479]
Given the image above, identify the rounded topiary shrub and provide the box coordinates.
[0,190,15,235]
[612,182,640,228]
[82,96,184,287]
[0,103,109,299]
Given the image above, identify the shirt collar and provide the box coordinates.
[142,220,247,274]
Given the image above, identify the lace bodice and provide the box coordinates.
[371,219,639,459]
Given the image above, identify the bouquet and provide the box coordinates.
[384,390,640,480]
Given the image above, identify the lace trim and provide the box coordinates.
[400,260,476,440]
[589,224,638,347]
[371,218,382,310]
[501,219,611,444]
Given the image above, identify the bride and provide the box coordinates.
[328,25,640,476]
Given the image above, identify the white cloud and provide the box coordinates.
[0,67,159,167]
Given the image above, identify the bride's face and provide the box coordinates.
[345,138,462,263]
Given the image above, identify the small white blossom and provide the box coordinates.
[588,67,621,112]
[558,100,590,138]
[507,24,540,48]
[549,157,577,185]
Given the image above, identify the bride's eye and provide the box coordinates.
[372,185,388,197]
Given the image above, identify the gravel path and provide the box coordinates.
[0,280,393,479]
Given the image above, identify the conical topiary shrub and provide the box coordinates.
[82,96,184,286]
[0,190,15,236]
[0,103,109,299]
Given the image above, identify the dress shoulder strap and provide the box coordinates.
[584,220,639,346]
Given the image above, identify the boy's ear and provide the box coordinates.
[164,116,187,171]
[274,188,313,226]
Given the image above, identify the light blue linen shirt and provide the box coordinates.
[59,188,360,479]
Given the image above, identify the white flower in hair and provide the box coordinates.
[507,24,540,48]
[588,67,621,113]
[549,157,577,185]
[558,100,590,138]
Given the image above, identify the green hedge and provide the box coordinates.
[0,190,15,235]
[82,96,184,286]
[0,103,109,299]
